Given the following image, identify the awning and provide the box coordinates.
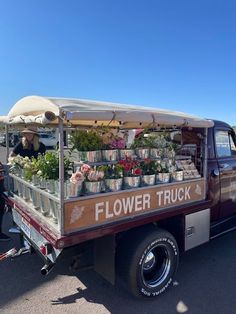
[5,95,214,129]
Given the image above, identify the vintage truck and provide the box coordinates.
[2,95,236,298]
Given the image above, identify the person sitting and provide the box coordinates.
[10,127,46,158]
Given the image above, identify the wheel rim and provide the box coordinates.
[141,244,171,289]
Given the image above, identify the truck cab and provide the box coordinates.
[207,120,236,235]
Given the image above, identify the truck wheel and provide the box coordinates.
[118,228,179,298]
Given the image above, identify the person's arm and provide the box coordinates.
[10,142,21,157]
[9,151,16,157]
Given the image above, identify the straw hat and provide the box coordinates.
[21,127,38,135]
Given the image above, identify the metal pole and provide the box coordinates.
[5,124,9,162]
[203,128,208,196]
[58,113,65,234]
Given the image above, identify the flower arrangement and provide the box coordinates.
[8,155,27,170]
[69,129,103,151]
[70,170,85,184]
[130,131,149,149]
[140,158,157,175]
[8,155,38,180]
[36,152,73,180]
[80,164,104,182]
[98,164,123,179]
[118,157,142,177]
[101,128,126,150]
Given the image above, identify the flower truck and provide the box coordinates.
[2,95,236,298]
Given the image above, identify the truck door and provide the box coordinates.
[215,128,236,218]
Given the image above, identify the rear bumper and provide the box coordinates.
[12,207,62,263]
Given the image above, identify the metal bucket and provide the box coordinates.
[46,179,56,194]
[119,149,135,159]
[156,173,170,184]
[67,181,83,197]
[49,199,58,224]
[13,178,19,194]
[39,177,47,189]
[102,149,119,161]
[77,150,102,162]
[105,178,123,192]
[141,174,156,186]
[22,184,30,201]
[172,170,184,182]
[40,194,51,216]
[150,148,162,159]
[31,190,40,210]
[18,182,23,197]
[85,181,102,194]
[135,148,150,159]
[32,174,40,186]
[123,176,140,189]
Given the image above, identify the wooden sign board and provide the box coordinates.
[64,178,205,233]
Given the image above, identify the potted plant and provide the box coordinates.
[67,170,85,197]
[69,129,103,162]
[130,130,150,159]
[99,164,123,192]
[80,164,105,194]
[36,152,73,191]
[156,161,170,184]
[118,157,141,189]
[101,128,126,161]
[140,158,157,186]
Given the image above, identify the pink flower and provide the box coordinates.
[70,171,84,183]
[81,164,91,173]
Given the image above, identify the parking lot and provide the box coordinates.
[1,146,236,314]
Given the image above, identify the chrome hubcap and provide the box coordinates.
[141,244,171,288]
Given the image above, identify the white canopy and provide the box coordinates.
[4,95,214,129]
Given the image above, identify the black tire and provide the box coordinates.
[117,227,179,298]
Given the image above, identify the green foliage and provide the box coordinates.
[140,159,158,175]
[70,129,103,151]
[36,152,73,180]
[98,164,123,179]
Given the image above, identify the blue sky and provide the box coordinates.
[0,0,235,125]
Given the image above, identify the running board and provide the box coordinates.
[210,215,236,239]
[210,225,236,240]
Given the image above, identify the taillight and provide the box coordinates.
[40,243,52,256]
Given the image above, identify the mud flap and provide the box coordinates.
[94,234,115,285]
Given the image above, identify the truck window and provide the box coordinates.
[215,130,236,157]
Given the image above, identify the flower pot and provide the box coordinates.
[67,181,83,197]
[119,149,135,159]
[135,148,150,159]
[156,172,170,184]
[123,176,140,189]
[105,178,123,192]
[77,150,102,162]
[172,170,184,182]
[85,181,102,194]
[102,149,119,161]
[141,174,156,186]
